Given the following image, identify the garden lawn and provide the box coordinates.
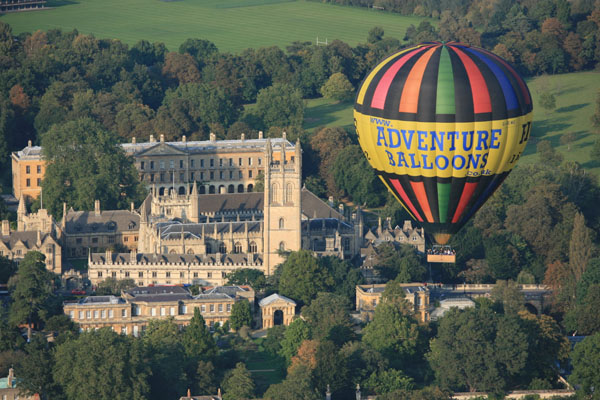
[1,0,427,53]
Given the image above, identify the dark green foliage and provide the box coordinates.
[570,333,600,398]
[263,364,321,400]
[301,292,353,344]
[230,300,253,331]
[53,328,151,400]
[372,242,426,282]
[41,118,145,219]
[277,250,334,306]
[221,362,255,400]
[226,268,266,291]
[95,277,136,295]
[16,335,58,399]
[182,308,217,362]
[262,325,286,356]
[333,145,386,207]
[0,255,16,284]
[279,318,311,362]
[253,83,304,128]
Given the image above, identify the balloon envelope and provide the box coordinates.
[354,42,533,244]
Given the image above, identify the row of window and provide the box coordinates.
[24,177,41,187]
[25,165,42,174]
[70,303,232,321]
[71,308,127,320]
[98,270,228,279]
[140,157,262,171]
[142,169,255,183]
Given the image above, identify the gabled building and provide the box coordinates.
[363,218,425,253]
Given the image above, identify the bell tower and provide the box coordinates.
[263,136,302,275]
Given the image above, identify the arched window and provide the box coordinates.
[271,183,279,203]
[178,186,185,195]
[199,185,206,194]
[279,218,285,229]
[286,183,293,204]
[159,187,165,196]
[219,243,227,253]
[249,241,257,253]
[209,186,215,194]
[279,241,285,251]
[187,249,194,254]
[234,242,242,253]
[169,249,176,254]
[247,184,253,192]
[237,184,244,193]
[228,184,235,193]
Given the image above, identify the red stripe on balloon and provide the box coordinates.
[410,181,434,223]
[398,46,438,114]
[451,182,477,223]
[371,47,430,110]
[451,47,492,114]
[389,178,423,222]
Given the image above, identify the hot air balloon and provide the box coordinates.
[354,42,533,249]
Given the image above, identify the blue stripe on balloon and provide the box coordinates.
[462,47,519,111]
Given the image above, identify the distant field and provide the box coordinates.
[0,0,427,53]
[303,71,600,176]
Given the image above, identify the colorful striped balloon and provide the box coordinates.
[354,42,533,245]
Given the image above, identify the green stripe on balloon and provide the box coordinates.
[437,182,450,223]
[436,46,455,115]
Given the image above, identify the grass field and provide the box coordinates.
[303,71,600,176]
[0,0,427,53]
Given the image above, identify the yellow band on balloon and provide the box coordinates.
[354,111,533,179]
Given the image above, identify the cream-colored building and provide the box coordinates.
[0,196,62,274]
[355,283,431,323]
[258,293,296,329]
[11,141,45,201]
[89,137,364,286]
[64,285,254,334]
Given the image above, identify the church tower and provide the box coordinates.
[263,135,302,275]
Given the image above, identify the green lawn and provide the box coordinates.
[303,71,600,176]
[1,0,427,53]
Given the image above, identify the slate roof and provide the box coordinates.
[258,293,296,307]
[65,210,140,234]
[302,218,354,233]
[12,145,42,160]
[125,286,192,302]
[158,221,262,239]
[203,285,252,297]
[0,231,52,249]
[300,189,344,220]
[197,193,264,214]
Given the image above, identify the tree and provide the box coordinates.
[195,360,217,395]
[0,256,16,284]
[364,368,414,395]
[278,250,333,306]
[569,212,594,284]
[372,242,426,282]
[226,268,266,290]
[564,284,600,335]
[178,38,218,68]
[53,328,150,400]
[591,89,600,133]
[221,362,255,400]
[368,27,385,43]
[301,292,353,344]
[536,140,564,167]
[162,51,201,85]
[570,333,600,399]
[230,300,252,331]
[8,251,55,340]
[309,127,352,196]
[182,308,217,361]
[319,72,354,102]
[491,280,525,315]
[539,90,557,115]
[95,277,136,295]
[559,131,576,150]
[16,335,57,399]
[333,145,387,207]
[41,118,145,218]
[254,83,304,128]
[263,364,321,400]
[279,318,311,362]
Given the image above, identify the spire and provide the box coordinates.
[140,199,147,223]
[266,138,272,163]
[191,180,198,197]
[17,195,25,215]
[295,138,302,173]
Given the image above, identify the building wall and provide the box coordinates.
[11,148,45,201]
[355,283,430,323]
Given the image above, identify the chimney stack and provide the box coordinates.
[241,133,245,141]
[258,131,263,139]
[7,368,14,388]
[282,131,286,140]
[160,134,165,143]
[132,137,136,144]
[210,132,216,142]
[94,200,101,216]
[27,140,32,148]
[1,220,9,236]
[182,135,187,143]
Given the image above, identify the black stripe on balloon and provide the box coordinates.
[380,172,428,222]
[417,46,442,122]
[466,50,508,121]
[382,52,424,121]
[447,46,474,124]
[446,176,467,224]
[424,176,440,222]
[359,52,405,111]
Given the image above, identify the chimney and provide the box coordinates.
[187,388,191,398]
[27,140,32,148]
[356,384,361,400]
[132,137,136,144]
[326,384,331,400]
[94,200,101,216]
[105,248,112,261]
[282,131,287,140]
[328,196,334,206]
[210,132,216,142]
[130,248,137,264]
[258,131,263,139]
[150,134,155,143]
[241,133,245,141]
[131,202,134,212]
[7,367,14,387]
[1,220,9,236]
[160,134,165,143]
[182,135,187,143]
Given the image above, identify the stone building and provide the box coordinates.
[258,293,297,329]
[61,200,140,258]
[63,285,254,334]
[0,368,38,400]
[363,219,425,253]
[355,283,431,323]
[11,141,45,201]
[89,137,364,285]
[0,196,62,273]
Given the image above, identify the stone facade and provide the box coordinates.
[11,141,45,201]
[355,283,431,323]
[64,285,254,334]
[363,219,425,253]
[258,293,296,329]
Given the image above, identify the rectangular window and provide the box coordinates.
[79,311,84,319]
[210,159,214,168]
[122,309,127,318]
[248,157,252,166]
[160,307,166,316]
[37,165,42,173]
[239,171,243,179]
[200,159,204,168]
[238,158,242,166]
[166,272,171,278]
[69,311,74,319]
[94,310,99,319]
[92,237,98,244]
[210,304,214,313]
[258,158,262,166]
[210,171,214,180]
[109,310,114,319]
[101,310,106,318]
[180,272,185,278]
[180,305,187,315]
[219,159,223,167]
[121,326,127,335]
[76,238,82,244]
[86,311,91,319]
[139,272,143,278]
[152,272,157,278]
[124,236,129,242]
[229,158,233,166]
[125,272,130,278]
[200,172,204,180]
[191,172,195,180]
[229,171,233,179]
[140,161,145,170]
[249,170,253,178]
[150,161,155,169]
[170,307,175,316]
[112,272,116,278]
[98,271,102,278]
[179,160,184,168]
[193,272,198,278]
[151,307,156,316]
[219,171,223,179]
[150,173,154,182]
[180,173,184,181]
[169,160,174,169]
[191,159,195,168]
[227,304,231,312]
[26,178,30,187]
[108,236,115,244]
[37,178,41,186]
[201,305,206,313]
[207,272,212,278]
[26,165,30,174]
[218,304,223,312]
[160,161,165,169]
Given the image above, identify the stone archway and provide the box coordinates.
[258,293,297,329]
[273,309,284,326]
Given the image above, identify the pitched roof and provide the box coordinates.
[300,189,344,220]
[0,231,53,249]
[65,210,140,234]
[258,293,296,307]
[197,192,263,214]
